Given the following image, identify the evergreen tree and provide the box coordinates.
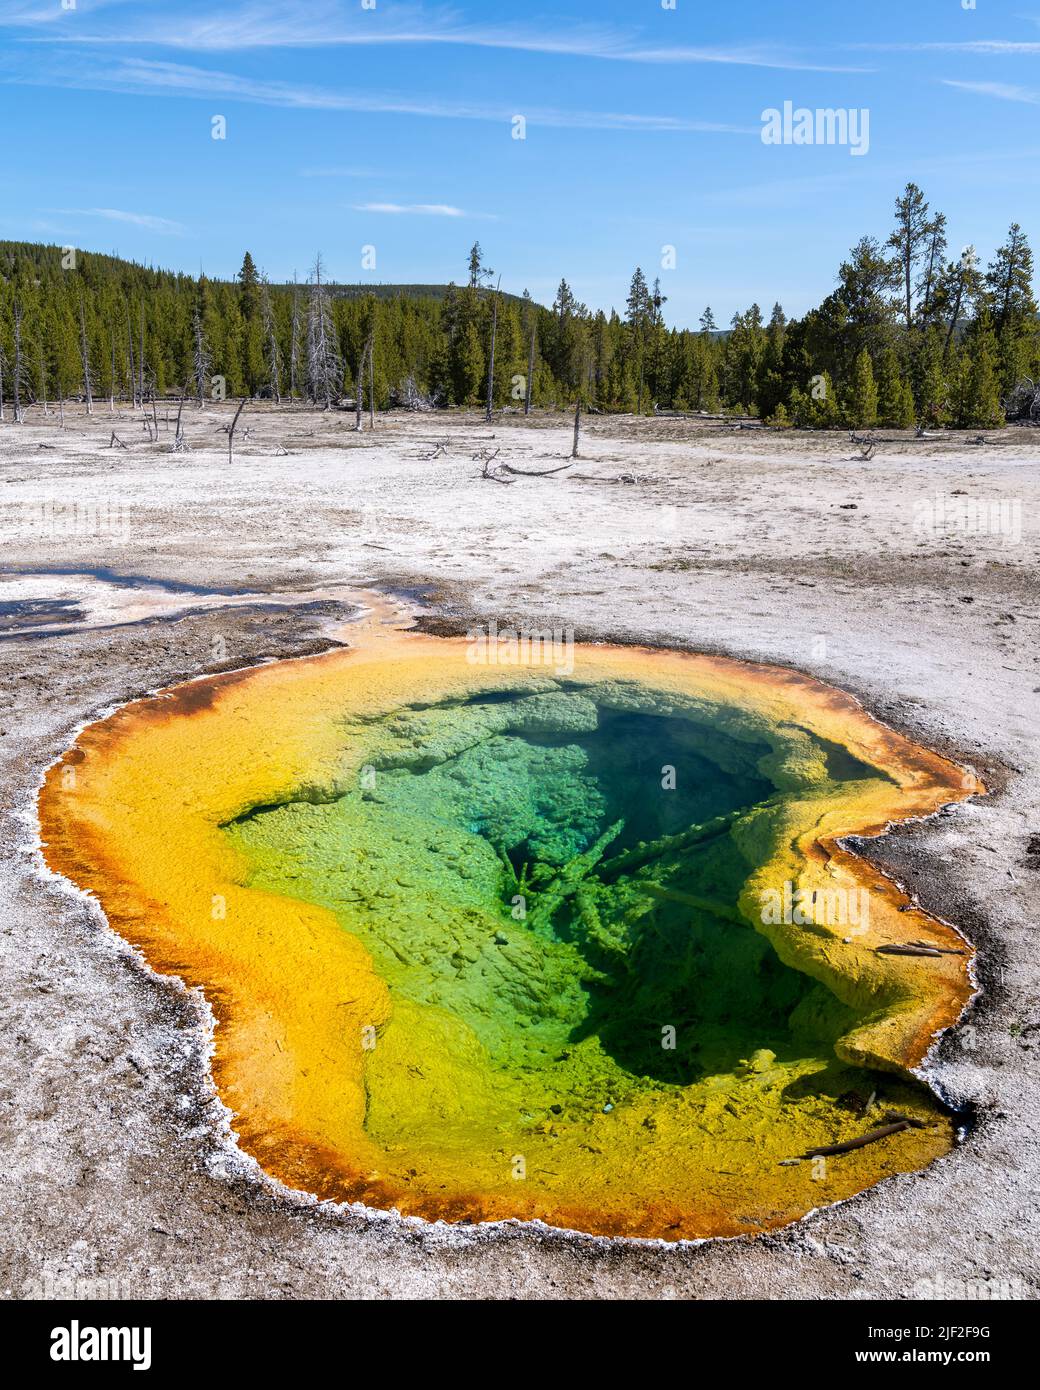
[887,183,932,330]
[985,224,1036,392]
[953,312,1004,428]
[876,347,916,428]
[844,350,879,427]
[237,251,261,320]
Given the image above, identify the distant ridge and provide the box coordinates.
[0,241,535,307]
[271,281,533,308]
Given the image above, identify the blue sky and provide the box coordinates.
[1,0,1038,326]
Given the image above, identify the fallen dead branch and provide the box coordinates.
[800,1112,927,1159]
[501,461,573,477]
[849,430,877,460]
[108,431,128,450]
[480,455,513,484]
[875,940,965,957]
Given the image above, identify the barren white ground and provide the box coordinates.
[0,402,1036,1300]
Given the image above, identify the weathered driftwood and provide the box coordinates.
[480,455,513,484]
[501,461,573,477]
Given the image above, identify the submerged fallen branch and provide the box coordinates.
[875,940,965,957]
[597,807,746,881]
[801,1111,927,1159]
[635,882,745,925]
[526,820,625,933]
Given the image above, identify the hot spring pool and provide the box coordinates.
[39,618,978,1239]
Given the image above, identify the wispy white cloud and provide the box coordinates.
[354,202,491,218]
[942,78,1040,104]
[0,0,138,25]
[300,165,381,178]
[55,206,189,235]
[6,0,871,72]
[5,56,756,134]
[856,39,1040,55]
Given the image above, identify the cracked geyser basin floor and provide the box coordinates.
[39,628,981,1240]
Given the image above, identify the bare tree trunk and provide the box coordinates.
[12,300,24,423]
[525,323,535,416]
[174,387,186,449]
[368,337,375,430]
[289,275,300,406]
[485,278,500,424]
[36,343,48,416]
[306,255,341,411]
[227,398,246,464]
[109,333,116,412]
[261,279,281,404]
[78,298,94,415]
[944,282,965,363]
[58,384,65,429]
[138,303,146,406]
[571,399,582,458]
[192,306,211,407]
[355,341,367,431]
[127,317,137,409]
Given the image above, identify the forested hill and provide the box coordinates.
[1,184,1038,427]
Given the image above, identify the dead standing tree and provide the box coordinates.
[172,386,189,451]
[191,304,211,407]
[127,313,138,409]
[260,277,281,405]
[520,287,536,416]
[368,336,375,430]
[525,321,536,416]
[288,273,301,406]
[306,254,342,411]
[224,398,247,464]
[12,300,24,423]
[485,275,501,424]
[78,297,94,415]
[138,302,146,408]
[571,398,582,458]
